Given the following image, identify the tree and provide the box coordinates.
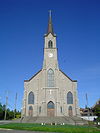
[15,110,21,118]
[93,105,100,117]
[8,111,14,119]
[0,103,21,120]
[0,103,3,120]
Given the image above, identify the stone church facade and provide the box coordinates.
[22,13,80,118]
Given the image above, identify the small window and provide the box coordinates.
[48,40,53,48]
[39,106,41,113]
[60,107,62,113]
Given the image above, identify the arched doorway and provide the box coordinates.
[29,106,33,116]
[68,106,73,116]
[47,101,55,117]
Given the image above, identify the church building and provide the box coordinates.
[22,12,80,118]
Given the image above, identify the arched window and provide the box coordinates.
[47,101,54,109]
[28,92,34,104]
[47,69,54,87]
[48,40,53,48]
[67,92,73,104]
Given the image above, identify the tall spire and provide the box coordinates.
[47,10,54,35]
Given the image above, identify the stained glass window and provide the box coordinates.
[28,92,34,104]
[67,92,73,104]
[47,69,54,87]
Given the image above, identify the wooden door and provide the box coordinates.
[47,108,55,117]
[68,106,73,116]
[29,106,33,116]
[47,101,55,117]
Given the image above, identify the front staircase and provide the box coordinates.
[21,116,88,125]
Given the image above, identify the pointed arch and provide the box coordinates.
[47,101,55,116]
[29,106,33,110]
[48,40,53,48]
[67,92,73,104]
[47,101,55,109]
[47,69,54,87]
[28,92,34,104]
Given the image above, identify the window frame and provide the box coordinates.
[67,92,73,104]
[48,40,53,48]
[47,69,54,87]
[28,91,34,104]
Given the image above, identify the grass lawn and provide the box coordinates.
[0,123,100,133]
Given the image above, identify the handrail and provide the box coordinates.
[62,113,76,125]
[20,116,24,123]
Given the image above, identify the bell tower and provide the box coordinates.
[43,11,59,70]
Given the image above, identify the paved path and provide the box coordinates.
[0,129,58,133]
[0,120,12,125]
[0,121,59,133]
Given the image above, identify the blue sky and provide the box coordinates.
[0,0,100,111]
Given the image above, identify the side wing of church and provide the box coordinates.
[22,13,80,118]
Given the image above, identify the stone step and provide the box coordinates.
[35,117,73,124]
[21,116,88,125]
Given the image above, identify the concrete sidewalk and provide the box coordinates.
[0,120,12,125]
[0,128,58,133]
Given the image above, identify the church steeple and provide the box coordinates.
[43,11,58,69]
[45,10,56,36]
[47,10,54,34]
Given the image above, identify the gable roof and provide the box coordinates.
[24,69,42,82]
[59,69,77,82]
[24,69,77,82]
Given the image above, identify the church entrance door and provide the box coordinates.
[47,101,55,117]
[29,106,33,116]
[68,106,73,116]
